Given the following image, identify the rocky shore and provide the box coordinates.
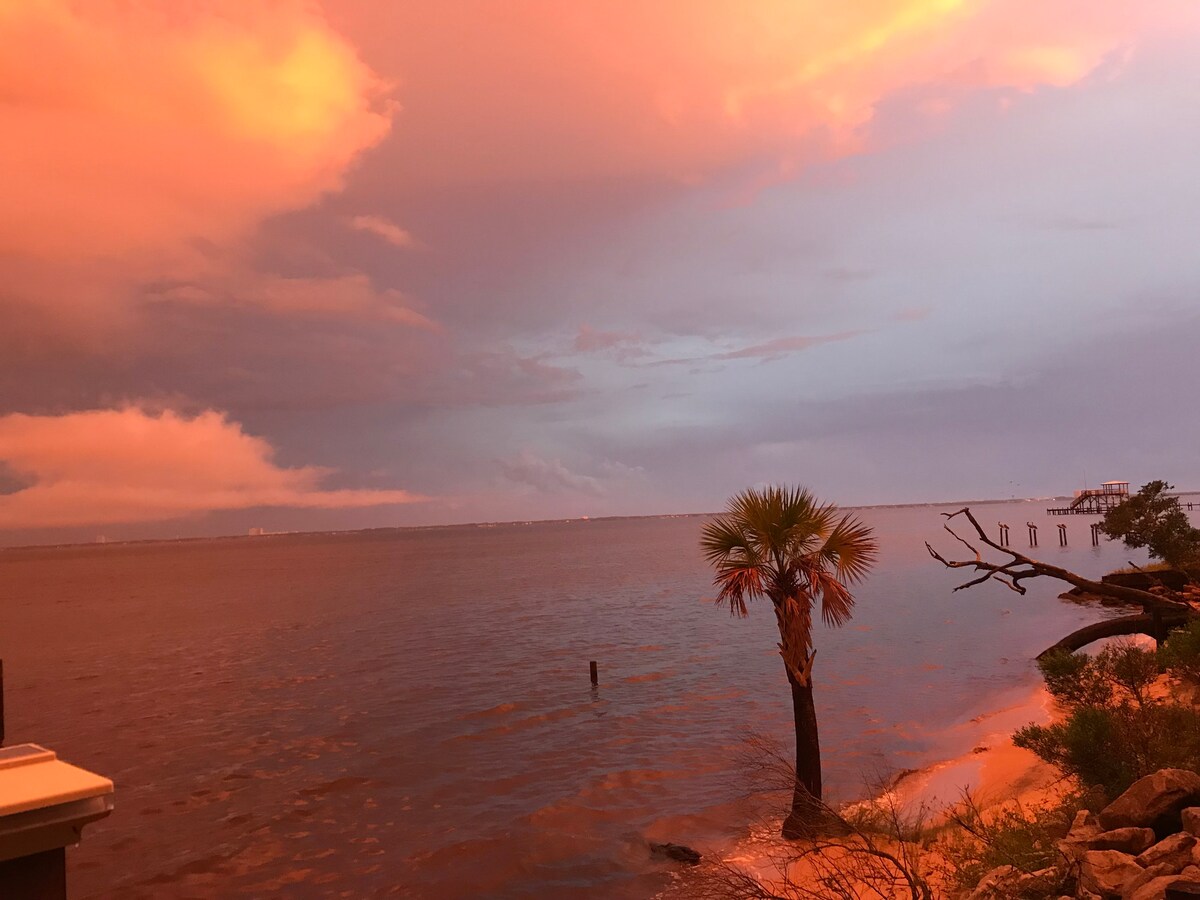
[965,768,1200,900]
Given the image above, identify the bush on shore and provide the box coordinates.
[1013,631,1200,799]
[1159,619,1200,683]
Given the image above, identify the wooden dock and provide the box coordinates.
[1046,481,1128,515]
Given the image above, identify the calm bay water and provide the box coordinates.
[0,501,1150,898]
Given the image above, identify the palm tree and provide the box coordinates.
[701,485,877,839]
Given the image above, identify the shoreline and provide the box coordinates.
[674,682,1064,896]
[888,682,1060,814]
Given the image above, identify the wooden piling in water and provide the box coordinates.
[590,660,598,686]
[1058,523,1068,547]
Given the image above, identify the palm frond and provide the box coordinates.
[700,485,877,634]
[810,567,855,628]
[819,512,879,584]
[700,514,766,616]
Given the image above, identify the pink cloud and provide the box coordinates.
[715,331,868,361]
[349,215,419,249]
[648,331,867,366]
[0,408,423,528]
[573,324,647,358]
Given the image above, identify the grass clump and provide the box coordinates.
[939,791,1094,897]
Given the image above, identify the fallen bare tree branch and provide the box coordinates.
[926,507,1199,656]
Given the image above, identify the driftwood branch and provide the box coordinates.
[926,508,1192,612]
[927,507,1199,656]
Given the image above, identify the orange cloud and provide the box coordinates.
[0,408,422,528]
[0,0,389,298]
[358,0,1195,188]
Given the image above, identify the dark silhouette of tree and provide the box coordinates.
[1100,480,1200,570]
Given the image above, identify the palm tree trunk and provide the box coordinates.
[781,669,823,839]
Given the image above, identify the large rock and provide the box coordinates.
[1124,863,1180,899]
[1138,832,1197,871]
[648,842,701,865]
[1071,810,1104,839]
[1128,875,1185,900]
[965,865,1018,899]
[1078,850,1143,897]
[1099,770,1200,834]
[1013,867,1064,896]
[1088,827,1157,854]
[1183,808,1200,837]
[1060,811,1107,862]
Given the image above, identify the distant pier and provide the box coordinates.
[1046,481,1128,515]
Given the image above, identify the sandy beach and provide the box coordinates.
[669,683,1068,898]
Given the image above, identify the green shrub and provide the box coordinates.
[1036,643,1159,711]
[1014,707,1138,797]
[1017,640,1200,798]
[1160,620,1200,682]
[1015,694,1200,799]
[1037,649,1111,708]
[1100,480,1200,568]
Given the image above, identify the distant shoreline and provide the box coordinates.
[4,491,1198,554]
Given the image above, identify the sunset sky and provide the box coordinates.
[3,1,1200,544]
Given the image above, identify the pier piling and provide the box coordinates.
[1058,523,1068,547]
[1091,523,1101,547]
[589,660,598,686]
[1027,522,1038,547]
[998,523,1009,547]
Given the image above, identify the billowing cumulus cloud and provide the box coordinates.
[0,0,389,262]
[350,0,1191,190]
[0,408,422,528]
[499,450,604,496]
[0,0,390,322]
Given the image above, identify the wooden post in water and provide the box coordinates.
[998,523,1009,547]
[1058,524,1068,547]
[1027,522,1038,547]
[1091,523,1101,547]
[589,661,598,686]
